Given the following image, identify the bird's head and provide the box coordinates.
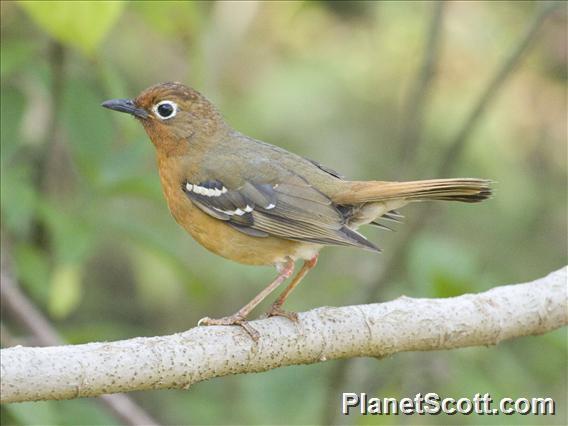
[102,82,227,155]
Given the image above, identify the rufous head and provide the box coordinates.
[102,82,227,155]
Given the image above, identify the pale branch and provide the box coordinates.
[1,267,566,404]
[0,241,160,425]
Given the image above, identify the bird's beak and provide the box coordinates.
[101,98,149,119]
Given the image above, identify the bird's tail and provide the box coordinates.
[333,178,492,205]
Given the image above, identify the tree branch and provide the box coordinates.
[325,6,562,421]
[1,267,566,404]
[0,240,160,425]
[399,1,445,165]
[437,1,560,177]
[369,0,561,304]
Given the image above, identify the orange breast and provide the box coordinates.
[157,159,309,266]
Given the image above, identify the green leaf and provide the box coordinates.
[18,1,125,56]
[48,263,83,318]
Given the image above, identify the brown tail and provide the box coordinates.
[333,178,492,204]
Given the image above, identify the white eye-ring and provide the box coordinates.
[153,100,178,120]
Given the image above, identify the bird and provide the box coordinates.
[102,82,491,338]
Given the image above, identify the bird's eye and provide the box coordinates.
[153,100,177,120]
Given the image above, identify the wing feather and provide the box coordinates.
[182,176,379,252]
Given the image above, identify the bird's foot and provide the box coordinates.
[265,304,299,322]
[198,315,260,341]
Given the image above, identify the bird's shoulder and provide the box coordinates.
[198,131,344,190]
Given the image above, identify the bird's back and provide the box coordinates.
[199,130,346,195]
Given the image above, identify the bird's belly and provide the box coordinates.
[165,191,315,266]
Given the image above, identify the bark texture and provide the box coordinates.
[2,266,566,404]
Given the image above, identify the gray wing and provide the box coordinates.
[305,158,345,180]
[182,174,379,251]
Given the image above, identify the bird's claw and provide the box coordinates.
[197,315,260,341]
[265,304,299,322]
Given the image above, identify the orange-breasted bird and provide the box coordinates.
[103,82,491,338]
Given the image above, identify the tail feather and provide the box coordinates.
[333,178,492,205]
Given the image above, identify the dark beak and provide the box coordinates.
[101,98,149,119]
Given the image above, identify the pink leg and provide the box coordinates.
[266,255,318,321]
[198,258,295,339]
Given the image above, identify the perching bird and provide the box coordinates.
[102,82,491,338]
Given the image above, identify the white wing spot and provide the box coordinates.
[190,184,226,197]
[186,183,253,215]
[212,206,252,216]
[266,203,275,210]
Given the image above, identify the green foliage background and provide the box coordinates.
[1,1,566,425]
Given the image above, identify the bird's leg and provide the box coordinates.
[265,254,318,322]
[198,259,295,339]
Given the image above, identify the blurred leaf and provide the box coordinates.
[0,39,38,78]
[18,1,125,56]
[61,78,114,183]
[48,263,83,318]
[132,1,203,37]
[14,243,51,304]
